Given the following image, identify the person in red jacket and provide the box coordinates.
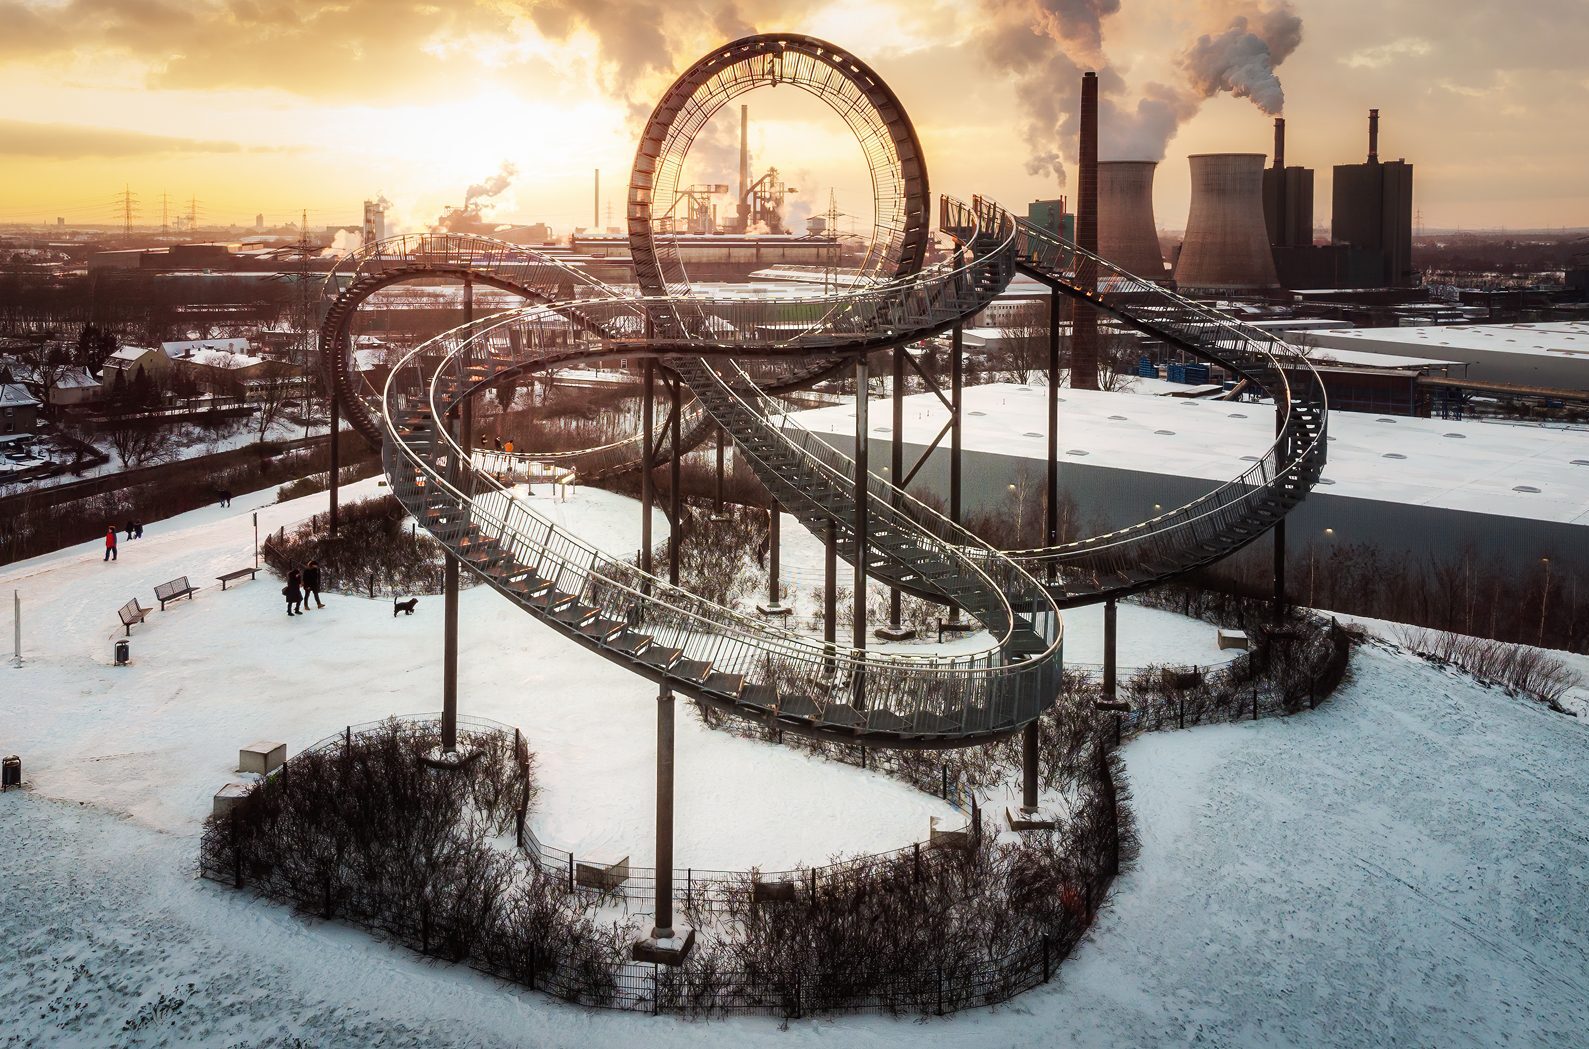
[103,526,117,562]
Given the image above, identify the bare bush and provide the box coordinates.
[1392,626,1582,711]
[263,495,450,598]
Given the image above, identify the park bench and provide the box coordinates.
[216,567,258,591]
[118,598,151,636]
[154,575,199,610]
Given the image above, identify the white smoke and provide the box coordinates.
[974,1,1305,182]
[464,162,517,207]
[1181,4,1304,115]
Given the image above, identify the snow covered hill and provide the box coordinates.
[1,479,1586,1047]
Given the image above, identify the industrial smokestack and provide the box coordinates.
[1273,117,1285,170]
[1097,162,1166,279]
[593,168,600,229]
[1368,109,1379,164]
[1072,71,1101,391]
[738,104,750,232]
[1175,153,1280,290]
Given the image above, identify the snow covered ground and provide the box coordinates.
[3,479,1587,1046]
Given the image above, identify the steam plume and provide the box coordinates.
[1181,4,1304,115]
[465,162,517,207]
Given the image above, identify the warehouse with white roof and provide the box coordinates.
[795,383,1589,584]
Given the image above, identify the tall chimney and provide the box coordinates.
[738,104,750,232]
[1097,161,1166,279]
[593,168,600,229]
[1071,71,1100,391]
[1367,108,1379,164]
[1273,117,1285,170]
[1175,153,1280,290]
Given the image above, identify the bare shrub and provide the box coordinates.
[263,494,449,598]
[1392,626,1583,711]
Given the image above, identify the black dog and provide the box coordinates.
[393,597,419,617]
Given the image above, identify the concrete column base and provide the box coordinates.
[874,623,918,641]
[1006,807,1058,831]
[756,602,794,617]
[419,743,483,771]
[633,926,696,966]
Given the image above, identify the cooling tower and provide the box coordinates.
[1097,161,1166,279]
[1175,153,1280,290]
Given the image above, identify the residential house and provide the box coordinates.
[1,383,41,434]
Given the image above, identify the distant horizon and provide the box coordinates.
[3,1,1585,233]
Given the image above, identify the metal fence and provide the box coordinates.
[198,617,1351,1017]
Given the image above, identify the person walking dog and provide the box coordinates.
[283,568,303,616]
[302,559,324,610]
[103,526,117,562]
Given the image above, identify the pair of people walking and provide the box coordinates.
[283,559,324,616]
[123,520,143,540]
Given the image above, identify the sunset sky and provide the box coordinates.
[1,0,1585,235]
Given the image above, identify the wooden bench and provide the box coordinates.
[216,567,258,590]
[118,598,151,636]
[154,575,199,610]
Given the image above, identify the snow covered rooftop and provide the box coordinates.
[1307,322,1589,364]
[182,348,265,369]
[793,383,1589,525]
[161,337,251,358]
[0,382,39,408]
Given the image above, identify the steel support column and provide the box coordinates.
[669,373,681,587]
[765,502,784,610]
[328,393,340,536]
[1103,597,1117,702]
[641,359,655,581]
[824,518,837,668]
[441,275,473,754]
[887,344,905,629]
[713,426,726,518]
[1046,290,1060,579]
[651,684,676,939]
[1020,721,1039,813]
[1274,404,1286,619]
[853,354,870,652]
[950,324,964,623]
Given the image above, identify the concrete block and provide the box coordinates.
[213,782,251,817]
[929,814,972,850]
[575,856,630,892]
[239,741,286,775]
[1217,628,1250,651]
[633,926,695,966]
[751,877,798,903]
[1006,807,1058,831]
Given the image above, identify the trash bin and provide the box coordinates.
[1,756,19,790]
[115,639,130,665]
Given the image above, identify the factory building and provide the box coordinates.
[797,383,1589,588]
[1262,118,1314,250]
[1027,198,1075,242]
[1332,109,1415,287]
[1301,322,1589,393]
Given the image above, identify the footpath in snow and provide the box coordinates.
[2,478,1586,1046]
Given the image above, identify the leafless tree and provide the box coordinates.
[104,416,177,468]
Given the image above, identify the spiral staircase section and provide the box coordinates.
[379,196,1063,748]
